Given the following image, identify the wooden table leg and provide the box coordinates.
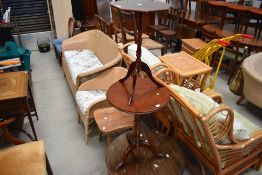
[25,102,38,141]
[116,115,165,171]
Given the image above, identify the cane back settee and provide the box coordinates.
[154,74,262,174]
[62,30,122,94]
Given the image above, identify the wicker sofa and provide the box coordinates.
[154,72,262,174]
[62,30,122,94]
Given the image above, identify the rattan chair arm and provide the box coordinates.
[203,104,234,122]
[150,63,169,72]
[203,104,239,144]
[216,131,262,150]
[153,67,180,85]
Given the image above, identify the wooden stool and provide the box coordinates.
[181,38,207,55]
[94,107,134,145]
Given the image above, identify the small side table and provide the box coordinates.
[94,107,134,145]
[160,52,212,91]
[106,77,170,171]
[0,71,38,140]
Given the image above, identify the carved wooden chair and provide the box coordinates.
[118,9,166,55]
[154,76,262,175]
[157,8,180,49]
[148,7,173,40]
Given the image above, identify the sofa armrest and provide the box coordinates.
[76,57,121,87]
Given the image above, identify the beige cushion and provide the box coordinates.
[0,141,46,175]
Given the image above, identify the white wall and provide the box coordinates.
[51,0,73,38]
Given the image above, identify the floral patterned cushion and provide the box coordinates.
[75,90,106,116]
[64,50,103,85]
[128,44,161,67]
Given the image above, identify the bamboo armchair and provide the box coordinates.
[153,66,223,103]
[154,79,262,175]
[62,30,122,94]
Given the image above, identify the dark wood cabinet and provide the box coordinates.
[83,0,98,18]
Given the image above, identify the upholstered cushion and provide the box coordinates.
[0,141,46,175]
[168,84,261,142]
[64,50,103,85]
[75,90,106,116]
[127,44,161,67]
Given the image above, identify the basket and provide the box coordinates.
[37,37,50,53]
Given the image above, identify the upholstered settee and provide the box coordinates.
[62,30,122,94]
[241,52,262,108]
[155,75,262,174]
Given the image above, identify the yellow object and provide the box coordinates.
[0,60,20,66]
[192,34,251,91]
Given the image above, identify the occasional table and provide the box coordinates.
[160,52,212,91]
[0,71,38,140]
[106,131,185,175]
[110,0,170,35]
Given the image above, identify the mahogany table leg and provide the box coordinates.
[116,115,165,171]
[25,102,38,141]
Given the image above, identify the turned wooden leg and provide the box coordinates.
[236,95,245,105]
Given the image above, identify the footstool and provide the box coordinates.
[94,107,134,145]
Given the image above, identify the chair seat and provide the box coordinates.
[75,90,106,116]
[141,38,165,50]
[116,33,149,42]
[0,141,46,175]
[158,29,176,36]
[148,24,168,31]
[64,50,103,85]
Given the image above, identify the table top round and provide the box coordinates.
[106,77,170,115]
[106,131,185,175]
